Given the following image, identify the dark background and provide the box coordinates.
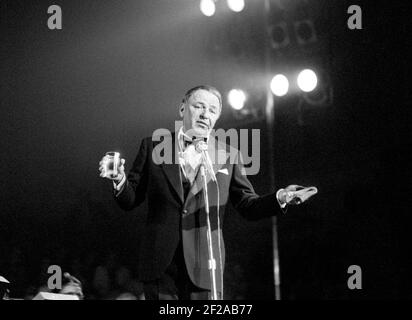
[0,0,409,299]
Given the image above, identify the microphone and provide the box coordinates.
[195,140,216,182]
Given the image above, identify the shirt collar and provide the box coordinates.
[178,126,192,143]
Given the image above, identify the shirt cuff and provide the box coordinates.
[113,174,126,193]
[276,189,287,209]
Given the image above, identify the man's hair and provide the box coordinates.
[182,85,223,112]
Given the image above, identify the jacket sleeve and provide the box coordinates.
[229,150,280,220]
[114,138,149,211]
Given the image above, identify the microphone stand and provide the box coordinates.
[199,164,219,300]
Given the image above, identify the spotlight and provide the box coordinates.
[294,19,317,45]
[297,69,318,92]
[270,74,289,97]
[200,0,216,17]
[227,0,245,12]
[228,89,247,110]
[269,22,290,49]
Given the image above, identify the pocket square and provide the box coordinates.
[217,168,229,175]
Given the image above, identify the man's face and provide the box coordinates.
[182,89,221,136]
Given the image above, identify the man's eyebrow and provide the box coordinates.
[193,101,218,110]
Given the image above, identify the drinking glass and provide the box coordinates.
[103,151,120,178]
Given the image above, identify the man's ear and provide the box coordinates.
[179,104,185,117]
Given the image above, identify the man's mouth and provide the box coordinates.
[196,121,209,129]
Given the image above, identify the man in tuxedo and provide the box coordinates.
[99,85,316,300]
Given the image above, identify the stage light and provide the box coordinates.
[270,74,289,97]
[294,19,317,45]
[200,0,216,17]
[227,0,245,12]
[228,89,247,110]
[269,22,290,49]
[297,69,318,92]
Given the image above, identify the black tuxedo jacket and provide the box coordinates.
[115,132,281,290]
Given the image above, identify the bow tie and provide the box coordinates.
[183,136,207,149]
[184,139,193,148]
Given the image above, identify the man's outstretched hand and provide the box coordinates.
[279,185,318,205]
[98,154,126,183]
[60,273,84,300]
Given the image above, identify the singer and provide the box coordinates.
[98,85,315,300]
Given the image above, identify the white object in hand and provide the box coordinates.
[287,186,318,204]
[102,151,120,178]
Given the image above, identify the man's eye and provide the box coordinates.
[210,109,217,114]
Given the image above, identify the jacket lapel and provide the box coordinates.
[160,133,184,204]
[162,163,184,204]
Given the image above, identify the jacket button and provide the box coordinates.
[182,209,188,214]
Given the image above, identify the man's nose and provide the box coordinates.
[200,107,210,119]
